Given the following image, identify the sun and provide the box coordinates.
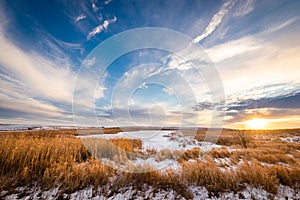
[245,118,267,129]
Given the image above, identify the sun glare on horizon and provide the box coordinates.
[245,118,267,129]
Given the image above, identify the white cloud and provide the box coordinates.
[92,3,99,11]
[0,33,75,103]
[207,36,261,62]
[234,0,255,16]
[262,17,299,35]
[207,30,300,96]
[111,61,207,119]
[192,0,233,44]
[0,10,104,124]
[226,83,300,106]
[104,0,112,5]
[82,57,96,67]
[94,86,106,99]
[87,16,117,40]
[139,82,148,89]
[75,14,87,22]
[94,72,108,100]
[0,92,68,119]
[0,32,76,123]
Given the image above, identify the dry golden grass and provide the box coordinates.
[41,159,113,193]
[178,148,201,162]
[181,160,239,193]
[0,131,93,192]
[81,137,142,164]
[0,129,76,138]
[236,161,279,194]
[116,167,193,199]
[75,127,139,136]
[208,148,297,166]
[0,130,192,198]
[270,165,300,187]
[181,159,299,194]
[110,138,142,152]
[0,128,299,198]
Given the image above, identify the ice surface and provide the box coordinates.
[78,130,222,151]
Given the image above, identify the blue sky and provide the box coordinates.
[0,0,300,129]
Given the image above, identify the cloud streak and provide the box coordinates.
[234,0,255,16]
[0,9,79,124]
[262,17,299,35]
[207,36,261,62]
[75,14,87,22]
[192,0,233,44]
[87,16,117,40]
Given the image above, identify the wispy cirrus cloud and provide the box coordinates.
[234,0,256,16]
[205,15,300,97]
[82,57,96,67]
[0,37,75,124]
[0,8,103,125]
[192,0,233,44]
[203,6,299,68]
[226,83,300,104]
[75,14,87,22]
[87,16,117,40]
[0,32,75,103]
[207,36,261,62]
[262,17,299,35]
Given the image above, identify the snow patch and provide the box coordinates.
[280,136,300,143]
[78,130,222,151]
[2,185,300,200]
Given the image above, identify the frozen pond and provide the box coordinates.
[77,130,222,151]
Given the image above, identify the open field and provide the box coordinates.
[0,128,299,199]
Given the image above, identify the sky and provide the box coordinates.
[0,0,300,129]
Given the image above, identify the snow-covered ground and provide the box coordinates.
[2,130,299,199]
[2,185,299,200]
[78,130,222,171]
[213,158,245,171]
[100,157,182,172]
[78,130,222,151]
[280,135,300,143]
